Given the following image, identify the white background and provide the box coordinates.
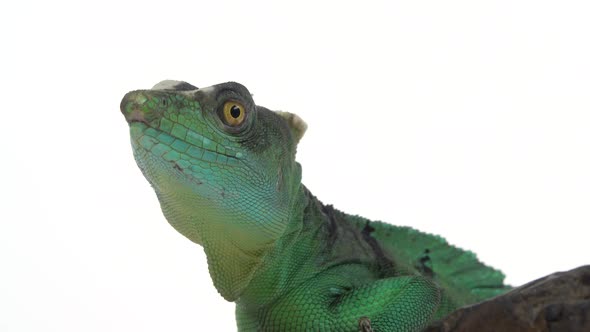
[1,1,589,331]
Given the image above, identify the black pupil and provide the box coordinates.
[230,105,241,119]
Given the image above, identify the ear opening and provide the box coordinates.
[276,111,307,144]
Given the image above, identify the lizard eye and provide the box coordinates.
[222,101,246,126]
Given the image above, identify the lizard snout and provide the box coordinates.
[120,90,154,125]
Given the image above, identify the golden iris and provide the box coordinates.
[222,101,246,126]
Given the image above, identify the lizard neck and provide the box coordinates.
[201,229,269,302]
[235,187,393,312]
[202,186,309,302]
[235,186,332,308]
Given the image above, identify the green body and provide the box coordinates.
[121,81,509,331]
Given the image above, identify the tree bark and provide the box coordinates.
[425,265,590,332]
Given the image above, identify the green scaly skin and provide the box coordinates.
[121,81,510,332]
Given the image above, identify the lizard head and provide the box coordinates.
[121,81,307,252]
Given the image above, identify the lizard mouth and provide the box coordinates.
[130,122,206,186]
[126,111,151,126]
[129,122,243,175]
